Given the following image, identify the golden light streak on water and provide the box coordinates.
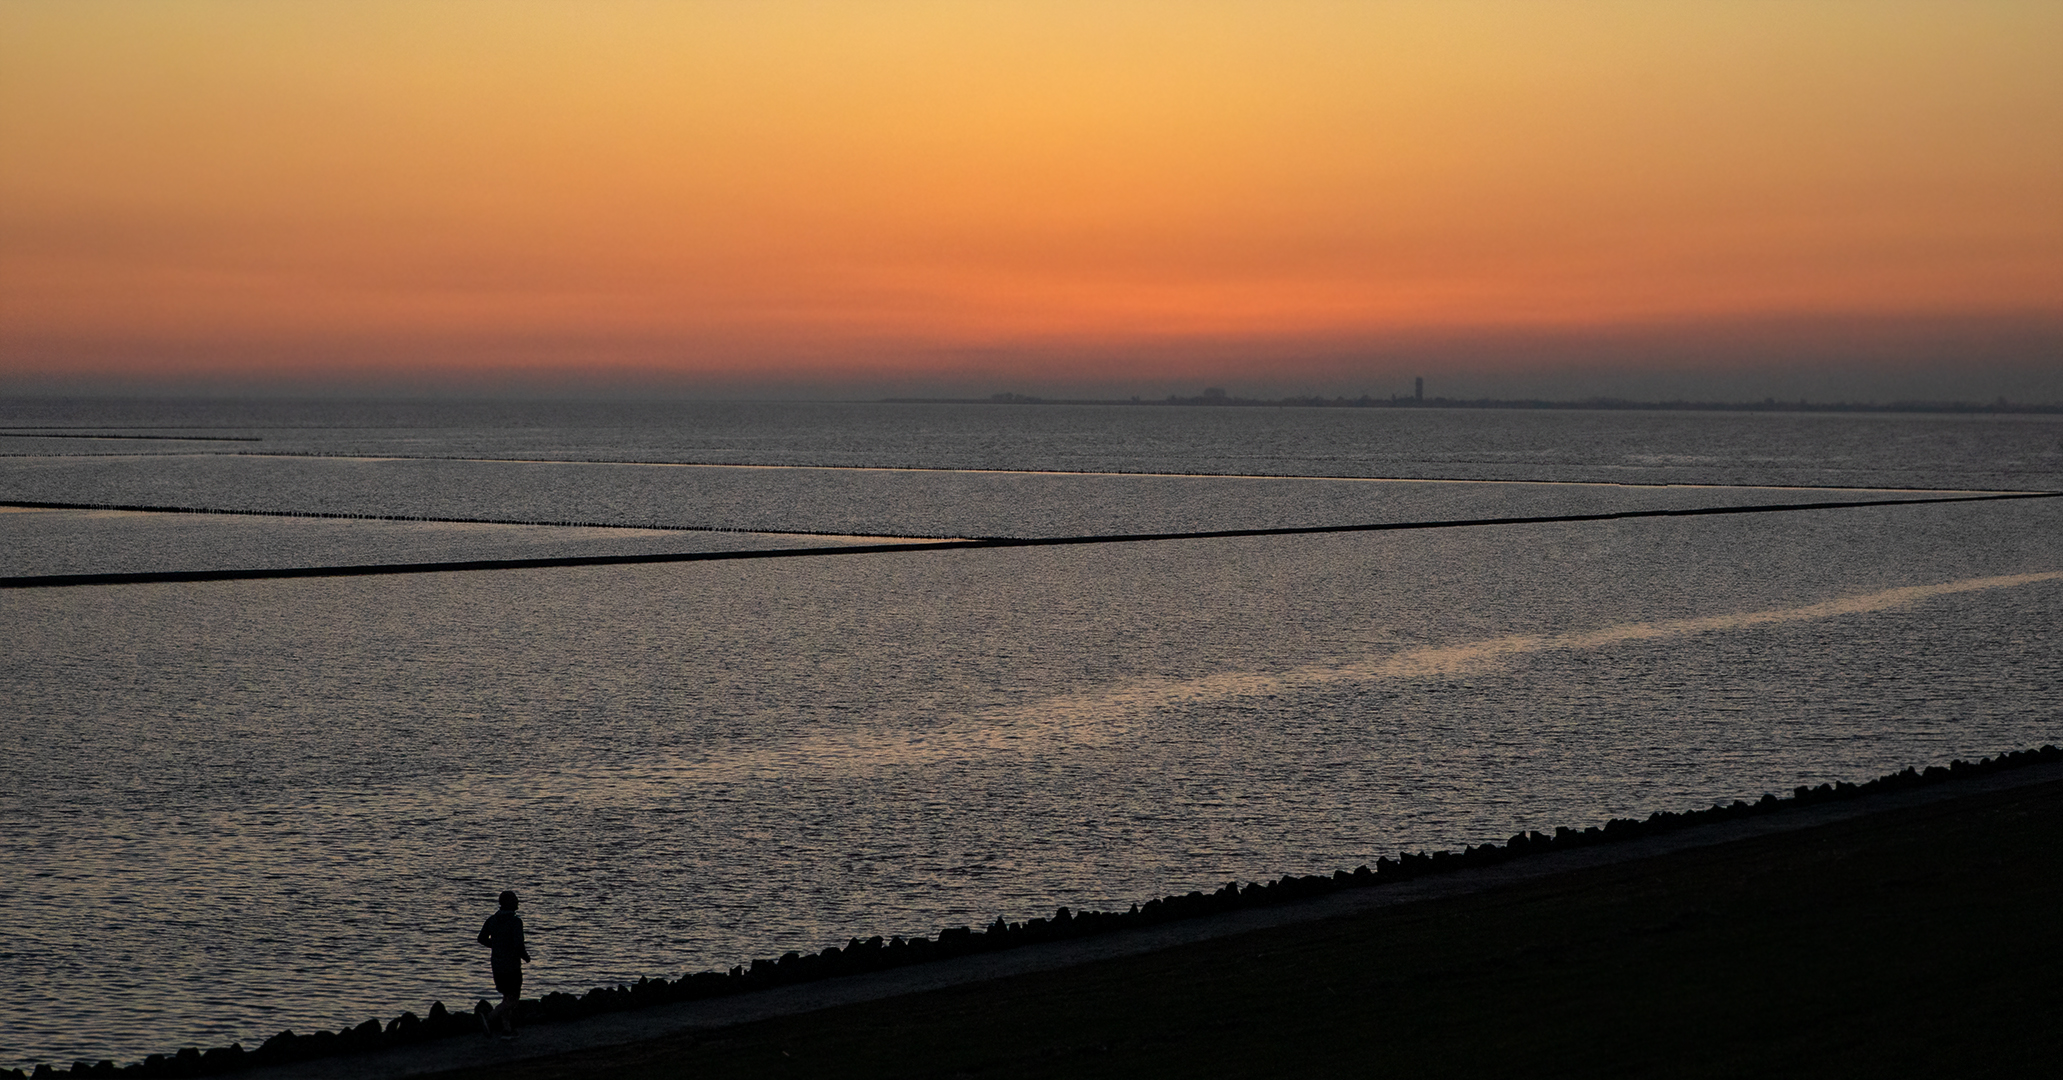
[734,570,2063,775]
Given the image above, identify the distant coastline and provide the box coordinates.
[884,392,2063,414]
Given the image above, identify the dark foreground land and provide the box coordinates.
[435,778,2063,1079]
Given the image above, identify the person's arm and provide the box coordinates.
[478,918,494,948]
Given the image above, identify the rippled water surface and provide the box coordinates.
[2,400,2059,1067]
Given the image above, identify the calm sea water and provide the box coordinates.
[2,401,2059,1068]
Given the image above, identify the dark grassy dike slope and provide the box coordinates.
[437,777,2063,1080]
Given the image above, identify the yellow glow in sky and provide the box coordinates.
[2,1,2059,393]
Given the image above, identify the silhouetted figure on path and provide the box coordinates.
[477,890,531,1037]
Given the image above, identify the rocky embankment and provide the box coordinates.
[14,744,2059,1080]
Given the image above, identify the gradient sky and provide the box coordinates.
[3,1,2060,399]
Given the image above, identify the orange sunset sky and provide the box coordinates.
[3,1,2060,400]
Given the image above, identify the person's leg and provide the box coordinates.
[490,964,521,1034]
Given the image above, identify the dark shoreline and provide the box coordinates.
[15,745,2060,1080]
[443,759,2063,1080]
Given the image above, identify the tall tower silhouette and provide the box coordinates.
[1414,377,1423,402]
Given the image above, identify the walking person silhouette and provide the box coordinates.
[477,890,531,1038]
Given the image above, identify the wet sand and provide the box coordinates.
[234,759,2063,1080]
